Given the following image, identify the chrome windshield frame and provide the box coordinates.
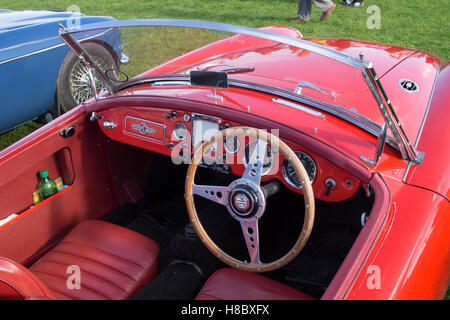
[59,19,423,164]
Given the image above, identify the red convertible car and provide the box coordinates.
[0,20,448,300]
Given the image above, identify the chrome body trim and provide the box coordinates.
[0,43,65,66]
[120,53,130,65]
[360,122,387,168]
[273,98,326,119]
[1,28,113,66]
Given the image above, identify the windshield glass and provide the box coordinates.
[75,26,375,107]
[61,21,421,162]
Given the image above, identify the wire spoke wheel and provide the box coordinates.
[68,58,107,105]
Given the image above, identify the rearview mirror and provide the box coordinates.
[190,71,228,88]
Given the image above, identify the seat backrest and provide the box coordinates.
[0,257,54,300]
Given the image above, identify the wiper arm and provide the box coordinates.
[200,64,255,74]
[219,66,255,74]
[295,81,327,96]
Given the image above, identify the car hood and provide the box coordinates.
[172,37,441,149]
[0,9,83,32]
[0,10,115,63]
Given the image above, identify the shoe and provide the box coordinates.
[342,0,352,5]
[290,18,308,23]
[320,3,336,21]
[351,0,364,6]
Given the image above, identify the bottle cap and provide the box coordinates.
[39,170,49,179]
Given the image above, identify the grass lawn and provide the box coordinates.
[0,0,447,150]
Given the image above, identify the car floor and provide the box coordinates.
[102,156,373,300]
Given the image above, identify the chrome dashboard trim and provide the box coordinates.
[124,115,166,143]
[273,98,326,119]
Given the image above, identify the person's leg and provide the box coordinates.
[297,0,313,22]
[313,0,334,12]
[313,0,336,21]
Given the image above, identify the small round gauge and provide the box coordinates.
[243,140,274,176]
[282,151,317,189]
[173,122,188,141]
[224,135,241,154]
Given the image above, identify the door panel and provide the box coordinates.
[0,109,116,263]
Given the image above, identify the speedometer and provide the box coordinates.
[282,151,317,189]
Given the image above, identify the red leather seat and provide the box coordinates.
[196,268,314,300]
[0,220,159,300]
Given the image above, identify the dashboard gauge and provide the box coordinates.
[173,122,188,141]
[282,151,317,189]
[224,135,241,154]
[243,140,274,176]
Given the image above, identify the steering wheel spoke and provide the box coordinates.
[192,183,228,206]
[240,220,261,264]
[242,140,267,185]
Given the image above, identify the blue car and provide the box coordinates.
[0,9,127,134]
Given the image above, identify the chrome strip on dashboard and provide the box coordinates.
[272,98,326,119]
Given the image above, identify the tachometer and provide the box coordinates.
[282,151,317,189]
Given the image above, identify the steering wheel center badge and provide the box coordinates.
[234,193,250,211]
[132,123,156,136]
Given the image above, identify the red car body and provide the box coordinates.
[0,21,448,300]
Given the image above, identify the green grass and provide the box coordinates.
[0,0,448,150]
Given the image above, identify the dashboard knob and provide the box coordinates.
[103,121,117,129]
[324,178,337,196]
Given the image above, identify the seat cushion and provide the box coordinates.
[196,268,314,300]
[29,220,159,300]
[0,257,55,300]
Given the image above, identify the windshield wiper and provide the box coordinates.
[200,65,255,75]
[295,81,327,96]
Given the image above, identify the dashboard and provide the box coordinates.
[96,107,361,202]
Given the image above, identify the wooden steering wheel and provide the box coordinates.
[185,127,315,272]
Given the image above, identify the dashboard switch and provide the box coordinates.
[166,111,177,119]
[324,178,337,196]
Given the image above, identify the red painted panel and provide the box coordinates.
[0,108,116,263]
[404,62,450,200]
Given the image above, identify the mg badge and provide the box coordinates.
[234,193,250,212]
[132,123,156,136]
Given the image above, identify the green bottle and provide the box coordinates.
[38,170,57,200]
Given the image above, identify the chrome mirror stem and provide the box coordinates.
[361,121,387,168]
